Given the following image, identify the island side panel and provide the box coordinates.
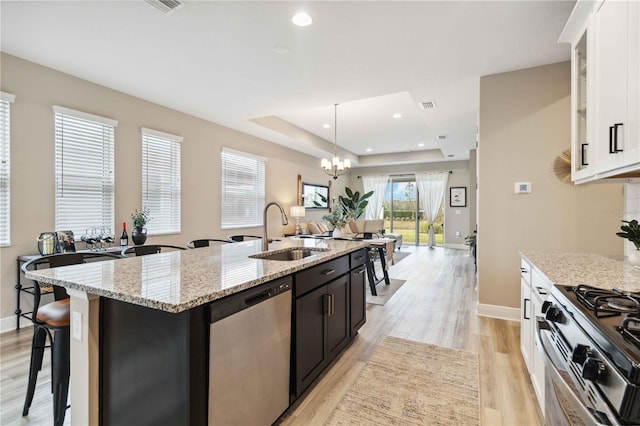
[99,299,209,425]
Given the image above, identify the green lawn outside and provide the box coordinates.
[384,220,443,245]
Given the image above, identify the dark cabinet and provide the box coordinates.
[293,249,367,399]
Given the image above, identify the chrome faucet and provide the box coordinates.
[263,201,289,251]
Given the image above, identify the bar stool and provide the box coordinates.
[121,244,186,256]
[227,234,261,242]
[21,252,122,426]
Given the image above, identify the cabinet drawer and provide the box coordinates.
[531,268,551,297]
[350,249,367,269]
[520,258,532,284]
[295,256,349,297]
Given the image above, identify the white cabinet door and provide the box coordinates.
[520,278,532,370]
[592,0,640,177]
[531,291,546,415]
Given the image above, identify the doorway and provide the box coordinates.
[383,176,443,246]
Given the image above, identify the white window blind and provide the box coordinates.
[221,148,265,229]
[0,92,15,246]
[54,106,117,237]
[142,128,182,235]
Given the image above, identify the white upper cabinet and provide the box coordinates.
[560,0,640,183]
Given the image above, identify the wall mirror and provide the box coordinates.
[302,183,329,209]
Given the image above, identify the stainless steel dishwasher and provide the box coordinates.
[208,276,292,426]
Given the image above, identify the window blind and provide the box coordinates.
[54,106,117,237]
[0,92,15,246]
[142,128,182,235]
[221,148,265,229]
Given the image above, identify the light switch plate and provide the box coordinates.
[514,182,531,194]
[72,311,82,341]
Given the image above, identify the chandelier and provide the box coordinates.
[321,103,351,180]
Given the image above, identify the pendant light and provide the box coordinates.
[321,103,351,180]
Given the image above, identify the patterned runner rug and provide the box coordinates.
[325,336,480,425]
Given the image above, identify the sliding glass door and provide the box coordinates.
[383,176,443,246]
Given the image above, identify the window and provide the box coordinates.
[54,106,117,237]
[141,128,182,235]
[221,148,265,229]
[0,92,15,246]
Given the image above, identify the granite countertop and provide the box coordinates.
[520,252,640,293]
[25,238,369,313]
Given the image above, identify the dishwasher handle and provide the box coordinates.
[245,291,271,307]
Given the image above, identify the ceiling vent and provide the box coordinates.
[145,0,184,14]
[437,135,448,141]
[420,100,437,110]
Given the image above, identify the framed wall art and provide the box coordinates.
[302,182,330,209]
[449,187,467,207]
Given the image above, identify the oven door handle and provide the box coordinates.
[535,316,619,426]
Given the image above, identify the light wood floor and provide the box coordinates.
[0,246,543,426]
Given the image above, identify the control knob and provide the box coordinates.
[582,357,606,382]
[545,305,563,323]
[572,344,592,364]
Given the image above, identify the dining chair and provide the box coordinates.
[227,235,262,242]
[21,251,122,426]
[121,244,186,256]
[186,239,232,249]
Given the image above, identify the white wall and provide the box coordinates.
[625,181,640,256]
[0,53,347,328]
[477,61,624,311]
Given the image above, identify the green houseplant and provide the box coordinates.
[322,207,346,235]
[616,219,640,266]
[131,207,151,245]
[339,187,373,221]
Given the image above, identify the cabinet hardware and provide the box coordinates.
[535,286,548,296]
[609,126,615,153]
[321,269,336,276]
[330,294,335,316]
[613,123,624,152]
[356,267,365,274]
[520,267,528,273]
[324,294,331,315]
[581,143,589,166]
[524,298,530,320]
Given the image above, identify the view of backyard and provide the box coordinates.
[382,180,443,245]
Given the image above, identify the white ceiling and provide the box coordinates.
[0,0,576,168]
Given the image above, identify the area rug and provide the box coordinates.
[366,278,406,305]
[325,336,480,426]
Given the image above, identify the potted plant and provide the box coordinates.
[616,219,640,266]
[322,207,346,237]
[131,207,151,245]
[339,187,373,221]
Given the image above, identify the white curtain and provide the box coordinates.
[415,171,449,247]
[361,174,389,220]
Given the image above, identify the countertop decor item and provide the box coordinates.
[616,219,640,266]
[131,207,151,245]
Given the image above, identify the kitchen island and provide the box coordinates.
[25,237,369,425]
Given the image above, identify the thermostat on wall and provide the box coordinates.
[515,182,531,194]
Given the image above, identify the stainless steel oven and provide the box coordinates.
[536,285,640,426]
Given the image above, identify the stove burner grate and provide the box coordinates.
[574,285,640,317]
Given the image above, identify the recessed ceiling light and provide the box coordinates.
[274,45,289,55]
[418,143,425,147]
[392,113,402,119]
[366,148,372,152]
[292,12,312,27]
[322,124,331,129]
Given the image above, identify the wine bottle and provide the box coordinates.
[120,222,129,246]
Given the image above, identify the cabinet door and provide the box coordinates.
[295,285,328,395]
[350,265,366,336]
[594,0,632,170]
[520,279,532,370]
[327,275,350,362]
[531,292,546,415]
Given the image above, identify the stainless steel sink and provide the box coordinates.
[249,247,329,261]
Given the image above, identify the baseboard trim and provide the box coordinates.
[476,302,520,322]
[0,315,31,333]
[443,243,468,250]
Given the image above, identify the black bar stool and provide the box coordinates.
[186,239,232,248]
[21,251,121,426]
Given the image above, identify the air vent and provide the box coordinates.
[145,0,184,14]
[420,100,437,110]
[437,135,448,141]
